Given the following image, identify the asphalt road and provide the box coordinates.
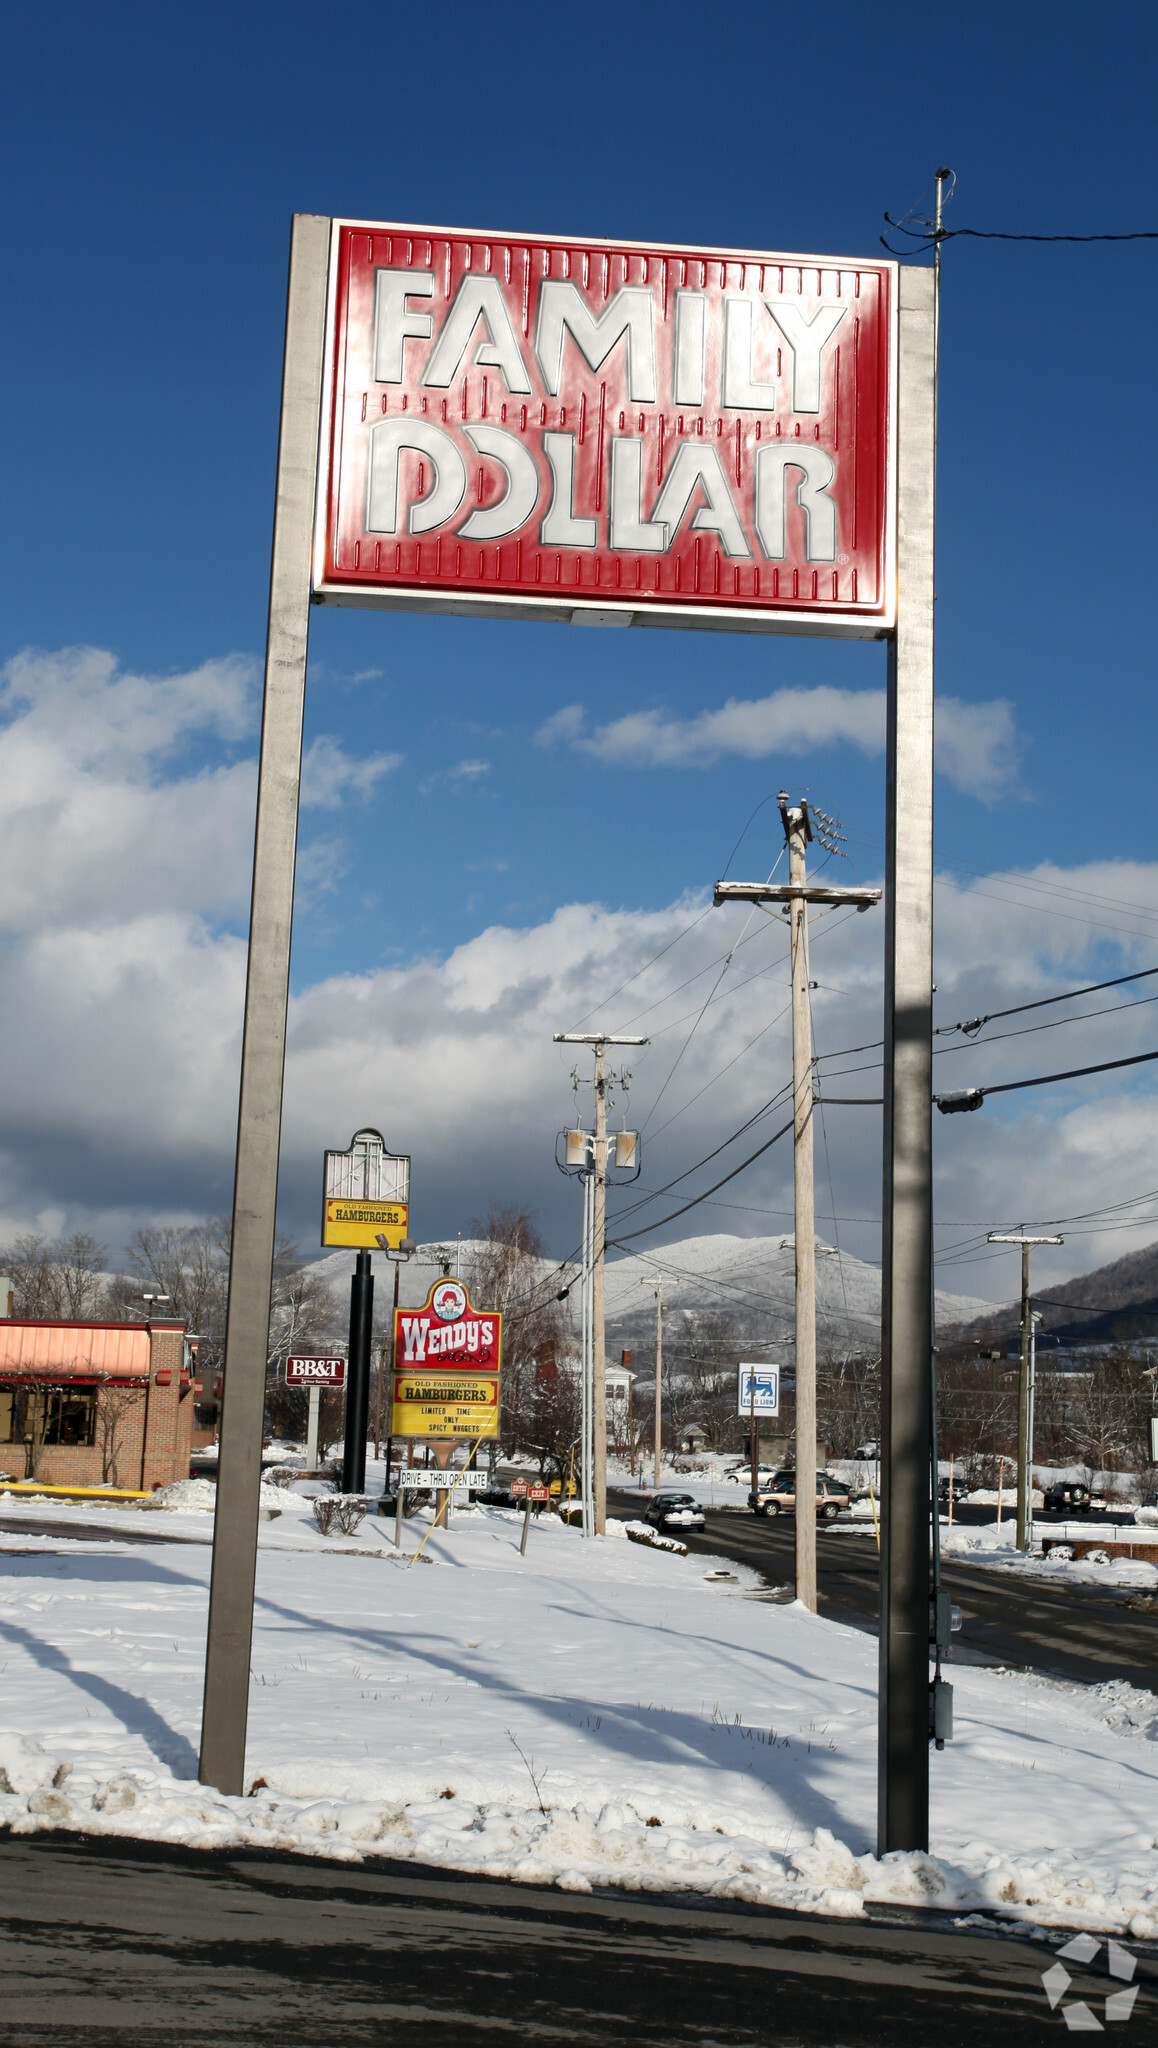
[609,1491,1158,1691]
[3,1830,1152,2047]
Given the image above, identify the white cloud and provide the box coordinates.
[536,687,1023,801]
[1,644,255,766]
[0,645,259,928]
[934,698,1022,804]
[301,734,401,809]
[0,645,1148,1306]
[419,757,491,795]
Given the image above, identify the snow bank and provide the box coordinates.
[146,1477,290,1512]
[3,1507,1157,1936]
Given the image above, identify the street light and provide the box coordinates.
[373,1234,416,1466]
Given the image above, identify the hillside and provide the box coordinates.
[602,1233,989,1358]
[952,1236,1158,1348]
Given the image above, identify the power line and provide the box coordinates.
[609,1079,795,1231]
[568,906,713,1030]
[607,1117,795,1250]
[935,963,1158,1037]
[934,1048,1155,1114]
[888,215,1158,249]
[933,990,1158,1054]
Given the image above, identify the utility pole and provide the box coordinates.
[554,1031,648,1536]
[592,1039,609,1531]
[645,1276,677,1487]
[715,811,879,1612]
[786,798,817,1612]
[987,1230,1063,1548]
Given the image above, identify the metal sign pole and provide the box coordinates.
[198,213,331,1796]
[341,1252,374,1492]
[878,263,936,1856]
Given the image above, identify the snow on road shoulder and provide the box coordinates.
[1,1507,1157,1937]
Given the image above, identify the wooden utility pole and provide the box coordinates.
[592,1040,608,1534]
[643,1277,677,1486]
[553,1030,649,1537]
[786,800,818,1613]
[987,1229,1063,1548]
[714,809,879,1614]
[654,1279,664,1487]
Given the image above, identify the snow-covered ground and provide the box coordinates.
[2,1487,1157,1936]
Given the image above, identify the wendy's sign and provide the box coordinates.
[313,222,895,636]
[391,1279,502,1441]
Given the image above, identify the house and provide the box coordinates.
[0,1314,197,1490]
[605,1358,635,1443]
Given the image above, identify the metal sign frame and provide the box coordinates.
[199,214,936,1868]
[320,1126,411,1249]
[312,218,897,640]
[737,1365,780,1417]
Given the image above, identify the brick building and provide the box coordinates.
[0,1317,196,1490]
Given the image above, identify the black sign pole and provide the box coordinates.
[342,1253,374,1491]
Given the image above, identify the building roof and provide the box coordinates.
[0,1322,155,1376]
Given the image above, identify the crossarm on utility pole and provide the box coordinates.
[986,1232,1064,1551]
[714,882,882,909]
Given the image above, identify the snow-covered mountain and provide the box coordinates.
[308,1232,989,1355]
[601,1232,989,1356]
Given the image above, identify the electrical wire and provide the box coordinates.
[568,905,714,1030]
[607,1117,795,1250]
[966,1047,1158,1099]
[645,999,791,1143]
[608,1079,795,1233]
[811,982,851,1336]
[887,214,1158,248]
[934,990,1158,1054]
[639,914,760,1131]
[935,964,1158,1037]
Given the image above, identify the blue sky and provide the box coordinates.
[2,0,1156,1300]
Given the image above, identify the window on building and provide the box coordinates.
[0,1385,98,1447]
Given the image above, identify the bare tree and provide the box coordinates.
[94,1378,147,1487]
[124,1219,231,1357]
[672,1310,743,1451]
[3,1232,114,1320]
[463,1206,566,1454]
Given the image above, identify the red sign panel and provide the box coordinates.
[284,1355,347,1385]
[314,221,895,636]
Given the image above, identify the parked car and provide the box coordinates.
[749,1470,851,1519]
[725,1462,779,1485]
[645,1492,706,1531]
[854,1440,880,1461]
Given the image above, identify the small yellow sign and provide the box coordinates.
[322,1198,409,1249]
[391,1371,499,1440]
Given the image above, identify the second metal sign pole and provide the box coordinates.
[878,262,937,1856]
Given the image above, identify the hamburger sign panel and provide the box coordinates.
[314,221,895,637]
[391,1280,502,1440]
